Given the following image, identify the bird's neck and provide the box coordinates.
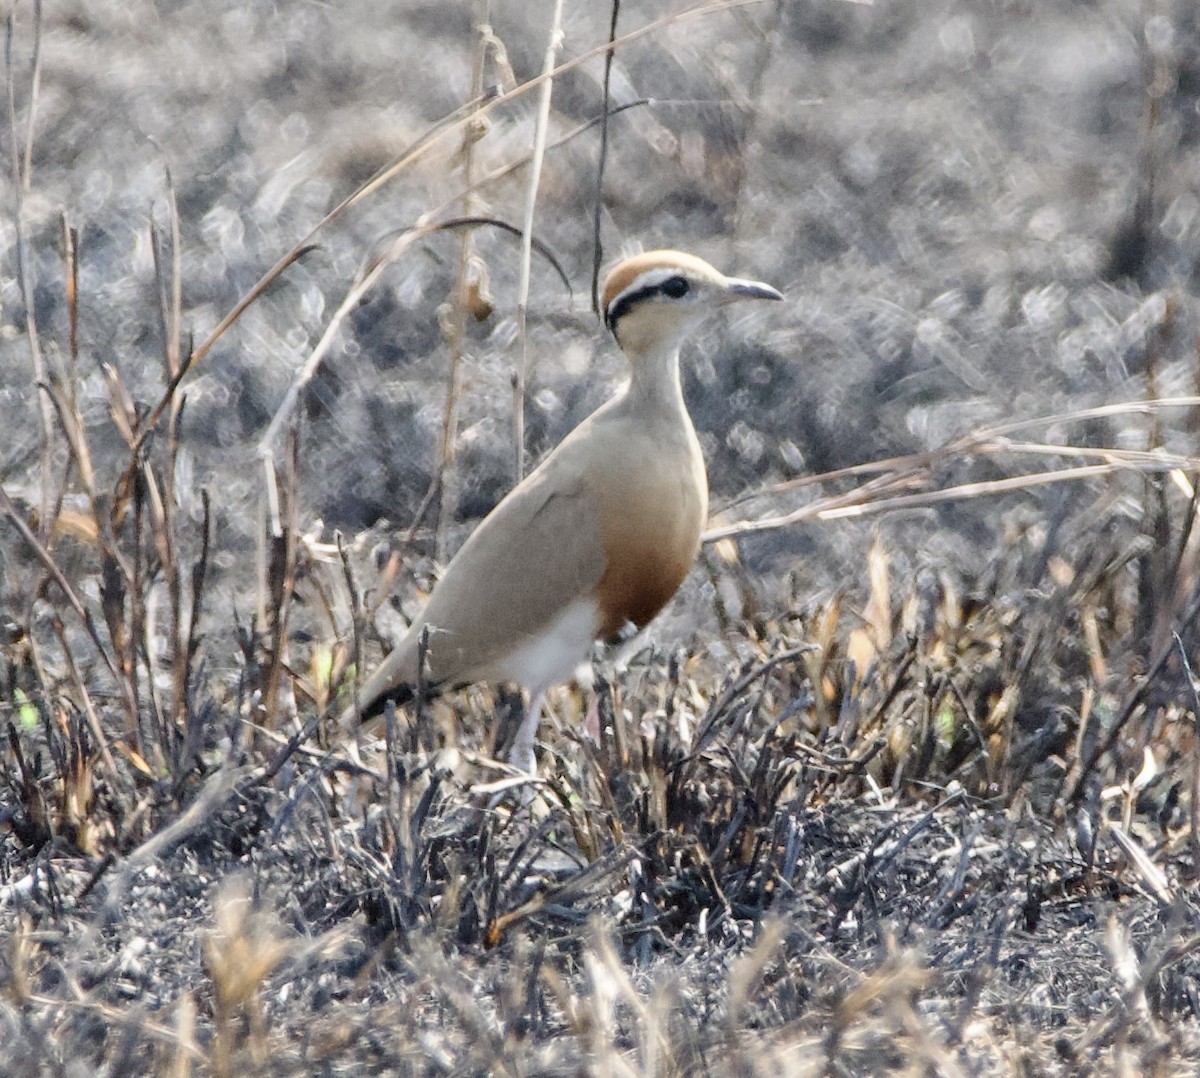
[622,340,688,418]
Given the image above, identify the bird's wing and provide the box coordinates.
[417,463,607,681]
[351,456,608,714]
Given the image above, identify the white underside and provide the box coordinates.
[487,597,599,695]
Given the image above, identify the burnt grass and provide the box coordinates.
[4,1,1200,1074]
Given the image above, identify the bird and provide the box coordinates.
[341,249,783,777]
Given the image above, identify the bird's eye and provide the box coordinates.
[660,275,690,298]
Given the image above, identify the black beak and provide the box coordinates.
[721,277,784,303]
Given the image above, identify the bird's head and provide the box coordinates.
[601,250,783,357]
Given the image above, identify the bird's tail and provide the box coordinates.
[337,639,421,734]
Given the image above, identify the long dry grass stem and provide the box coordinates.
[513,0,565,483]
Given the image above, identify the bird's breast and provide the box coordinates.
[592,432,707,639]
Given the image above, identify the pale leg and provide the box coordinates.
[582,690,602,745]
[509,690,545,776]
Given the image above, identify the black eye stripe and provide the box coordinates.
[605,275,692,328]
